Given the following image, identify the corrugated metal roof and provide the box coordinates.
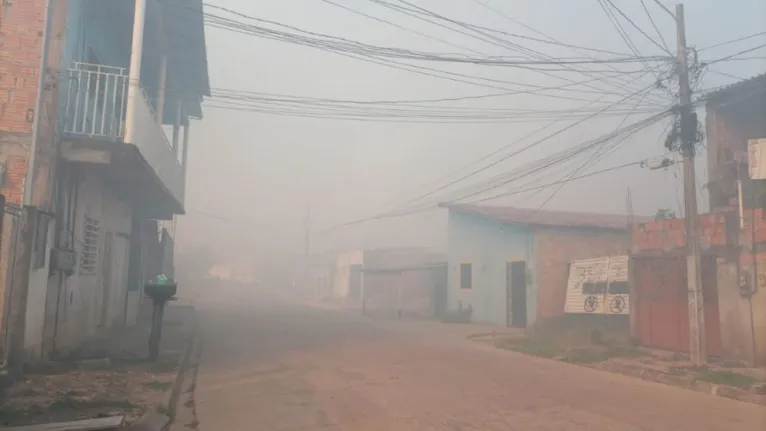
[162,0,211,118]
[704,73,766,105]
[443,203,641,230]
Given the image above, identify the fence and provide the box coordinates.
[0,202,22,363]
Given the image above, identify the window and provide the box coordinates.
[459,263,472,290]
[80,215,100,274]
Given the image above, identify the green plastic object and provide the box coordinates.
[155,274,171,285]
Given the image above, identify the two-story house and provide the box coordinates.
[0,0,209,361]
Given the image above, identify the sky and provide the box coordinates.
[175,0,766,263]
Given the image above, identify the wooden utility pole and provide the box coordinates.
[675,3,706,365]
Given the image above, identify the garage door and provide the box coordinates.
[634,256,722,357]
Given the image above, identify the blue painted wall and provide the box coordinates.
[447,211,537,327]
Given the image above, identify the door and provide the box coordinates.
[507,261,527,327]
[99,233,130,329]
[635,256,722,357]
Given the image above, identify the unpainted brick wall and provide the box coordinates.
[0,0,68,206]
[0,133,30,204]
[533,227,631,321]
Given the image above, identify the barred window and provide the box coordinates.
[81,216,100,274]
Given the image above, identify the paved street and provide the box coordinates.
[193,287,764,431]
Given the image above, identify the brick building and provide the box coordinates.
[0,0,209,361]
[628,74,766,365]
[443,204,635,327]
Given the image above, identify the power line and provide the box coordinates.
[202,4,667,67]
[187,208,252,223]
[650,0,676,20]
[386,82,667,211]
[640,0,671,54]
[465,158,657,203]
[697,31,766,52]
[205,102,665,123]
[316,0,485,55]
[530,87,656,212]
[464,0,671,103]
[597,0,647,67]
[203,88,666,122]
[182,0,673,107]
[388,0,670,99]
[445,111,671,204]
[464,0,631,57]
[702,43,766,65]
[324,105,673,230]
[330,150,667,230]
[604,0,673,55]
[196,6,668,104]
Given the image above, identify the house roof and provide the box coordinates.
[361,262,447,274]
[443,203,639,230]
[703,73,766,106]
[162,0,211,118]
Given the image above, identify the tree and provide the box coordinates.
[653,208,677,220]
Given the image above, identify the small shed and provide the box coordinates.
[443,204,636,327]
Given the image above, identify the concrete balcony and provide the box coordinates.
[60,62,184,218]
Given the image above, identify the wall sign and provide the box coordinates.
[564,255,629,315]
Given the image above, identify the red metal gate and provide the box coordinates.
[634,256,722,357]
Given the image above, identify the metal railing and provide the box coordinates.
[61,62,184,204]
[62,62,127,138]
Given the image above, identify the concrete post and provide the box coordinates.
[6,207,38,375]
[675,3,706,365]
[124,0,147,145]
[155,55,168,124]
[172,101,182,156]
[628,256,639,339]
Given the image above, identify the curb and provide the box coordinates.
[593,361,766,406]
[165,313,200,421]
[168,336,203,431]
[131,309,199,431]
[474,336,766,406]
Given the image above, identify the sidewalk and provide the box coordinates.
[469,317,766,406]
[0,304,196,429]
[592,350,766,405]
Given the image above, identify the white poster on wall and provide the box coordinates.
[564,255,629,315]
[748,138,766,180]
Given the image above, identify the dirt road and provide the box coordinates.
[192,288,764,430]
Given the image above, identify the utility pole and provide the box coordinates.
[675,3,706,365]
[6,208,38,375]
[302,206,311,292]
[24,0,54,206]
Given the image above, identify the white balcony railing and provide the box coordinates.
[61,62,184,205]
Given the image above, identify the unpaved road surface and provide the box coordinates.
[192,288,764,430]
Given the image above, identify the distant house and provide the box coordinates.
[443,204,634,327]
[332,250,364,302]
[361,248,447,319]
